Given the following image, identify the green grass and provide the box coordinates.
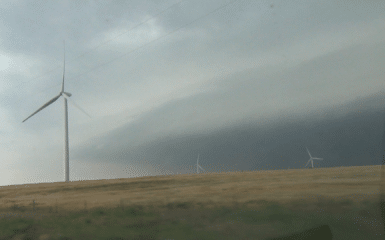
[0,198,383,240]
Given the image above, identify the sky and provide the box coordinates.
[0,0,384,186]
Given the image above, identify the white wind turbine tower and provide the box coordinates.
[305,148,323,169]
[197,154,205,174]
[22,43,90,183]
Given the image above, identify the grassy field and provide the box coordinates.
[0,165,383,239]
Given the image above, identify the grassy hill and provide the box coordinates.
[0,165,383,239]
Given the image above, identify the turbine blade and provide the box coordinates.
[64,96,91,118]
[198,165,205,171]
[197,154,199,174]
[305,160,310,167]
[313,158,323,160]
[61,41,65,93]
[306,148,312,158]
[22,94,61,122]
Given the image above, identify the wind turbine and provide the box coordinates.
[305,148,323,169]
[22,42,90,183]
[197,154,205,174]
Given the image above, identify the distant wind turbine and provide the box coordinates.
[305,148,323,169]
[22,42,91,182]
[197,154,205,174]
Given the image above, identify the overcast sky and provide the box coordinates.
[0,0,384,186]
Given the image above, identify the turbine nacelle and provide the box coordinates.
[62,92,72,98]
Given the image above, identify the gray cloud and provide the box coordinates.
[73,40,385,172]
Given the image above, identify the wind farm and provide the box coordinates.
[1,0,384,239]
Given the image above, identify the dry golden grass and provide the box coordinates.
[0,165,382,217]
